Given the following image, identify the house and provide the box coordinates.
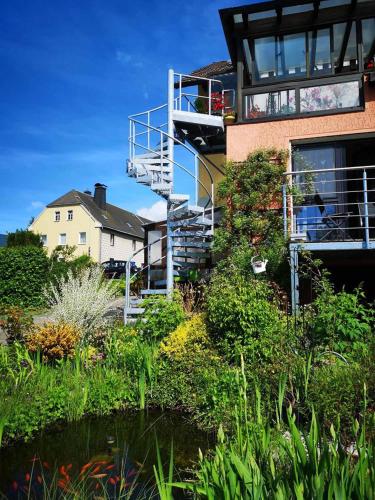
[29,183,150,266]
[125,0,375,320]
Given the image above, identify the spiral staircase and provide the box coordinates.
[124,70,227,324]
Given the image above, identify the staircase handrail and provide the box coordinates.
[129,117,215,216]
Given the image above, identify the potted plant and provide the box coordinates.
[224,110,236,125]
[194,97,207,114]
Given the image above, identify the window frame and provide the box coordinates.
[59,233,67,246]
[242,73,364,122]
[40,234,48,246]
[54,210,61,222]
[67,210,73,221]
[78,232,87,245]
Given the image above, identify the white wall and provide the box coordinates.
[100,229,144,266]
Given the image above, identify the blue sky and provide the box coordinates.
[0,0,259,232]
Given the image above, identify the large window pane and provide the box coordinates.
[309,29,331,76]
[362,18,375,69]
[281,33,307,77]
[254,37,276,80]
[333,22,358,73]
[244,89,296,119]
[300,81,360,112]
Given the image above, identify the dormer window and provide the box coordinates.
[54,211,60,222]
[67,210,73,221]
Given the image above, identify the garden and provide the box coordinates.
[0,150,374,499]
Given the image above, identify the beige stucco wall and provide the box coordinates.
[100,229,144,266]
[227,79,375,169]
[30,205,101,260]
[199,153,226,206]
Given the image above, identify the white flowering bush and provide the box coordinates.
[45,266,117,344]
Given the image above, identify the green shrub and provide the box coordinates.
[308,286,374,361]
[0,246,49,307]
[0,305,33,344]
[206,270,289,364]
[139,292,186,342]
[6,229,42,248]
[26,322,81,362]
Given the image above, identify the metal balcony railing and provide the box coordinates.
[173,72,236,116]
[282,165,375,246]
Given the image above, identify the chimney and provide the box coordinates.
[94,183,107,210]
[84,189,92,195]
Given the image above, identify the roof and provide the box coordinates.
[220,0,375,63]
[47,190,150,239]
[179,61,235,87]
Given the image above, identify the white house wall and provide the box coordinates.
[100,229,144,266]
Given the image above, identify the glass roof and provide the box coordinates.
[283,3,314,15]
[320,0,351,8]
[248,9,277,22]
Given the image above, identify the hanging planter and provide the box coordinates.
[251,256,268,274]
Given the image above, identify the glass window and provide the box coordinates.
[254,37,276,81]
[333,22,358,73]
[40,234,47,246]
[362,18,375,70]
[67,210,73,221]
[300,81,360,113]
[59,233,66,245]
[244,89,296,119]
[79,232,86,244]
[54,211,60,222]
[309,29,331,76]
[110,233,115,246]
[282,33,307,77]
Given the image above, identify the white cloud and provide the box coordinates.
[30,201,44,209]
[137,200,167,221]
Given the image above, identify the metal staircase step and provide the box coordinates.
[171,230,213,238]
[173,260,197,268]
[125,307,145,315]
[170,217,212,228]
[132,158,170,165]
[170,205,204,220]
[136,175,153,184]
[141,289,168,295]
[169,194,190,206]
[151,183,172,192]
[172,241,212,249]
[173,250,210,259]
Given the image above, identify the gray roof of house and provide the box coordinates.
[47,190,150,239]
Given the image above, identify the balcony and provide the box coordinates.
[283,164,375,250]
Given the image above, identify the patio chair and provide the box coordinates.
[313,193,352,241]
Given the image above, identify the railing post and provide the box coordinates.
[208,79,212,115]
[282,183,288,239]
[166,69,175,298]
[194,155,198,206]
[179,74,182,111]
[147,244,151,289]
[363,169,370,248]
[124,261,131,325]
[147,112,150,151]
[290,245,300,315]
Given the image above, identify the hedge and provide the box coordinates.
[0,246,49,307]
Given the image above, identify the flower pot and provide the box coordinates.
[224,115,236,125]
[251,256,268,274]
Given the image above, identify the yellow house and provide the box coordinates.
[29,183,150,266]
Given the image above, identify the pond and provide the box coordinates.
[0,410,213,499]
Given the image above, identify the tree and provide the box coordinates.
[214,148,289,282]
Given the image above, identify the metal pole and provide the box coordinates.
[290,245,300,314]
[208,80,212,115]
[194,155,198,206]
[124,261,130,324]
[166,69,175,297]
[147,244,151,290]
[363,169,370,248]
[282,183,288,238]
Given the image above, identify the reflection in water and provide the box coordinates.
[0,411,212,498]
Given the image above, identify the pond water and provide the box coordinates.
[0,411,212,499]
